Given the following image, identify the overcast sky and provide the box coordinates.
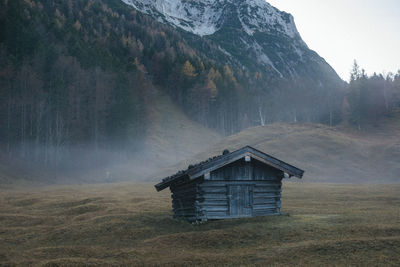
[267,0,400,81]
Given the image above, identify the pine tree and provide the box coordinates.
[350,59,361,82]
[348,61,365,130]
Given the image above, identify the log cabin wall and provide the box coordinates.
[170,179,199,222]
[158,146,304,222]
[197,180,282,220]
[170,158,285,221]
[209,158,283,181]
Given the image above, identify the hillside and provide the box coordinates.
[2,109,398,186]
[77,89,223,184]
[121,0,342,83]
[0,89,222,186]
[158,110,400,183]
[0,0,344,169]
[0,0,398,186]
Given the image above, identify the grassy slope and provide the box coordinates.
[2,107,399,185]
[143,90,222,165]
[98,90,222,182]
[159,110,400,183]
[0,182,399,266]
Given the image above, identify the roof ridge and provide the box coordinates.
[155,146,304,191]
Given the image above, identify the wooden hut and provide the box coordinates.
[155,146,304,222]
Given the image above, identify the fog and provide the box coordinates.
[3,112,399,188]
[0,125,224,186]
[0,144,182,185]
[1,64,399,187]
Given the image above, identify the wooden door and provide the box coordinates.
[228,185,253,217]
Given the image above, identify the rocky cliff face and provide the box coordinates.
[0,0,346,165]
[121,0,340,81]
[121,0,298,37]
[0,0,348,177]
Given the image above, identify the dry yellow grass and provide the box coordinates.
[1,182,399,266]
[159,118,400,183]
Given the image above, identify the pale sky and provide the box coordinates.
[267,0,400,81]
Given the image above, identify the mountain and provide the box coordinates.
[121,0,342,83]
[0,0,345,180]
[120,0,299,38]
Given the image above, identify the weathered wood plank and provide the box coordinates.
[172,199,196,205]
[200,187,227,193]
[172,192,198,199]
[173,208,195,212]
[199,206,228,212]
[163,146,297,221]
[254,195,281,199]
[171,181,198,191]
[186,146,304,181]
[188,151,249,179]
[197,199,228,205]
[253,199,279,205]
[172,204,196,210]
[253,193,280,198]
[253,205,278,211]
[201,181,281,187]
[156,146,303,192]
[200,193,228,199]
[172,196,196,202]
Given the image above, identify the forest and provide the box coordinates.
[347,61,400,130]
[0,0,399,172]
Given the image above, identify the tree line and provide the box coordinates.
[346,61,400,130]
[1,0,397,172]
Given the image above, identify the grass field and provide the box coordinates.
[1,182,399,266]
[162,119,400,184]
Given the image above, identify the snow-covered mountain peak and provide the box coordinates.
[119,0,339,82]
[121,0,300,38]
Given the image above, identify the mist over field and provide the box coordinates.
[1,0,399,187]
[0,0,399,266]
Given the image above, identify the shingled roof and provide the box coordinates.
[155,146,304,191]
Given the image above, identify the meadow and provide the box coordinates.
[1,182,399,266]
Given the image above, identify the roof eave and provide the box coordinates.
[154,146,305,190]
[154,173,188,191]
